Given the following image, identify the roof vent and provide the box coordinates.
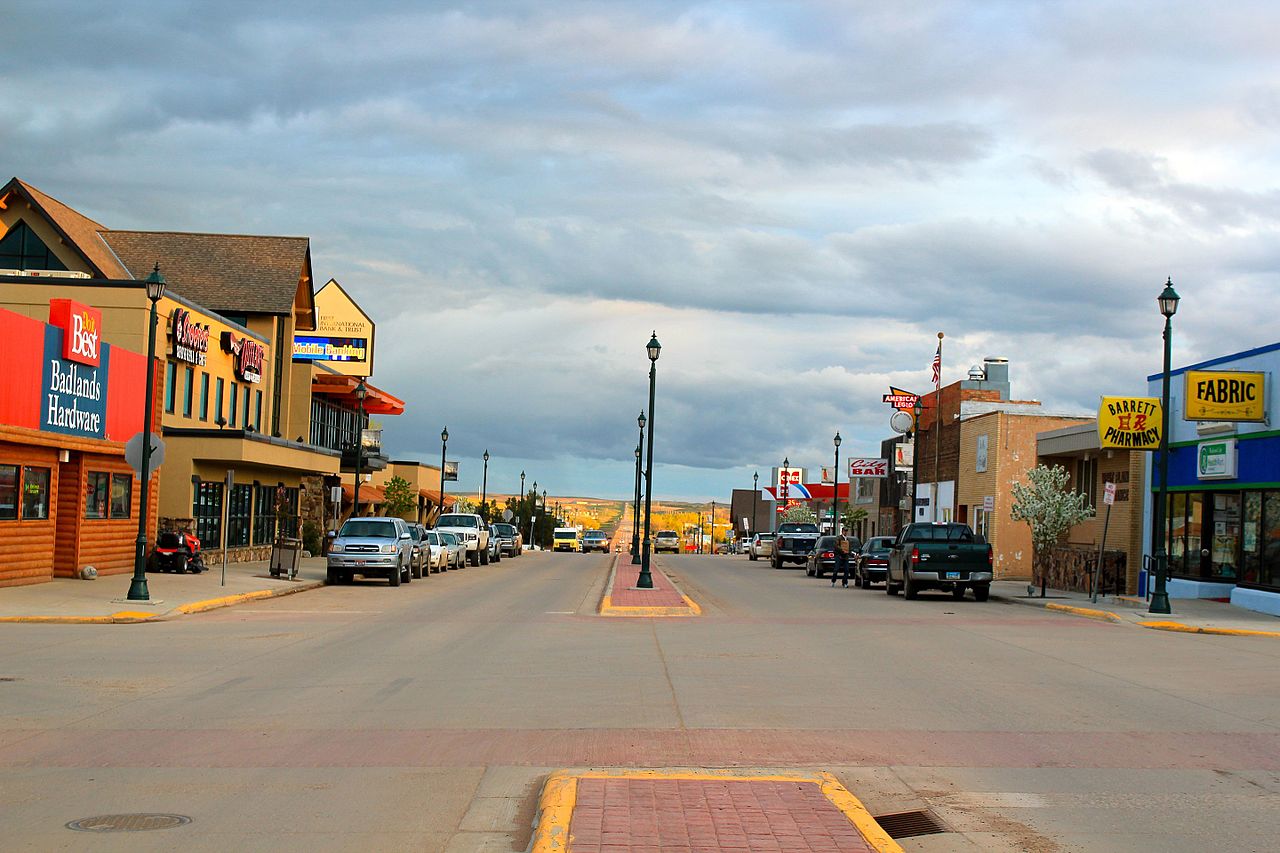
[967,364,985,381]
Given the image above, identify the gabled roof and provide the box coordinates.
[0,178,132,278]
[102,230,315,321]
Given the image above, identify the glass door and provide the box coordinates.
[1209,493,1241,580]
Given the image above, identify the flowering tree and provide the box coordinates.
[1010,464,1093,588]
[781,504,818,524]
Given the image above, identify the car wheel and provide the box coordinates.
[903,573,918,600]
[749,552,757,561]
[403,561,411,583]
[806,563,814,577]
[951,585,966,600]
[973,585,991,602]
[854,571,863,588]
[480,548,489,565]
[389,561,402,587]
[326,568,337,585]
[411,560,422,580]
[886,577,898,595]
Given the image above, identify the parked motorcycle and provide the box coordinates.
[150,529,207,573]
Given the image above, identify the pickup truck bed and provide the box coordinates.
[771,523,820,569]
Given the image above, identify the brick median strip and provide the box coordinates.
[600,554,701,617]
[531,769,902,853]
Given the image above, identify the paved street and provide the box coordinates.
[2,551,1279,851]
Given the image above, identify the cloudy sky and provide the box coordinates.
[5,1,1279,500]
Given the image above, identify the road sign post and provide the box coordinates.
[1092,482,1116,603]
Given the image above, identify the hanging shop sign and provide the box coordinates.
[1183,370,1266,422]
[1097,396,1162,450]
[170,307,210,366]
[220,331,265,383]
[882,386,920,411]
[848,458,888,477]
[442,460,459,482]
[1197,438,1238,481]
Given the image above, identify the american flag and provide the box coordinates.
[931,341,942,388]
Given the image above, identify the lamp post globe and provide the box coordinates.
[1149,278,1181,616]
[639,332,661,587]
[127,264,166,601]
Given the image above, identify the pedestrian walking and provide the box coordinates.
[832,527,853,588]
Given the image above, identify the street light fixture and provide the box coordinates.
[126,264,167,601]
[632,411,645,564]
[352,378,368,520]
[751,471,758,544]
[1149,277,1180,616]
[440,427,449,517]
[833,432,842,537]
[639,332,661,588]
[529,480,537,545]
[481,449,490,520]
[542,488,547,547]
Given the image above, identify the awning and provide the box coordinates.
[762,483,850,501]
[341,483,387,506]
[312,374,405,415]
[419,488,450,506]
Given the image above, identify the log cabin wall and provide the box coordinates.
[70,452,155,577]
[0,444,58,588]
[52,456,82,577]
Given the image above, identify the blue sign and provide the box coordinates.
[41,325,109,439]
[292,335,368,363]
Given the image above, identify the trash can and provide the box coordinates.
[270,537,302,580]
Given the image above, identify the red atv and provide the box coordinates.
[151,529,207,574]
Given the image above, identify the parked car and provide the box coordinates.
[422,529,449,573]
[436,513,491,566]
[436,529,466,569]
[406,523,431,579]
[771,522,820,569]
[492,522,522,556]
[582,530,609,552]
[886,522,993,600]
[748,532,776,561]
[552,527,581,552]
[855,536,895,588]
[326,516,414,586]
[486,526,503,563]
[653,530,681,553]
[805,536,838,578]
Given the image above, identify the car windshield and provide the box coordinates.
[657,531,678,538]
[494,524,515,535]
[339,520,396,538]
[585,531,604,539]
[554,531,576,539]
[439,531,457,545]
[904,524,975,542]
[815,536,836,549]
[864,538,894,552]
[778,523,819,534]
[437,515,478,528]
[755,533,775,541]
[426,531,440,545]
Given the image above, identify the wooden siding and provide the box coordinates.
[0,444,58,587]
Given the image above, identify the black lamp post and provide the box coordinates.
[440,427,449,516]
[639,331,661,588]
[710,499,716,554]
[529,480,537,544]
[833,432,842,537]
[632,411,646,563]
[1149,278,1180,615]
[911,401,923,526]
[352,378,367,520]
[541,488,547,547]
[126,265,167,601]
[481,449,489,520]
[780,455,790,526]
[751,471,758,540]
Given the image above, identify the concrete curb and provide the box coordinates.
[0,579,325,624]
[998,593,1280,638]
[1139,620,1280,638]
[529,768,904,853]
[597,553,701,617]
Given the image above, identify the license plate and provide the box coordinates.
[946,571,960,579]
[355,560,366,566]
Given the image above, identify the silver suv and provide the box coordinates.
[327,516,414,586]
[435,513,491,566]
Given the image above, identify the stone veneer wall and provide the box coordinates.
[1039,544,1127,595]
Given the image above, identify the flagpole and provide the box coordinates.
[934,331,943,522]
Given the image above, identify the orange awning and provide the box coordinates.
[312,374,405,415]
[419,488,450,506]
[341,483,387,506]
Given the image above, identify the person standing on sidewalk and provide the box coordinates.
[832,527,853,588]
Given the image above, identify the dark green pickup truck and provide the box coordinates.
[886,522,993,601]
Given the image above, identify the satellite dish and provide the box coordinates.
[890,410,915,434]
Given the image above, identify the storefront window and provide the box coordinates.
[229,383,239,427]
[199,372,209,421]
[164,361,177,413]
[215,377,225,424]
[110,474,132,519]
[278,486,300,538]
[241,389,250,432]
[85,472,110,519]
[252,484,279,546]
[0,464,18,520]
[254,390,262,431]
[193,481,223,549]
[183,367,194,417]
[22,467,50,520]
[226,484,253,548]
[1259,492,1280,590]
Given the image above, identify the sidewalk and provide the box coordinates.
[0,556,329,623]
[600,553,701,616]
[992,580,1280,637]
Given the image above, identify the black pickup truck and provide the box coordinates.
[886,522,993,601]
[771,522,820,569]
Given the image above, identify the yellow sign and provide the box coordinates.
[1184,370,1266,422]
[1098,397,1162,450]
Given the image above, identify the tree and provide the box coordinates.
[382,475,416,519]
[1010,464,1093,592]
[840,505,868,533]
[781,504,818,524]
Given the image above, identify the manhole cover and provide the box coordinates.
[66,814,192,832]
[874,809,948,839]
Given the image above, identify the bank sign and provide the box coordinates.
[1097,396,1162,450]
[1184,370,1266,422]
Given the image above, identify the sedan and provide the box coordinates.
[855,536,895,588]
[748,533,776,561]
[437,529,466,569]
[422,529,450,573]
[805,536,838,579]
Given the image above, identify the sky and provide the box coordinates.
[4,1,1279,501]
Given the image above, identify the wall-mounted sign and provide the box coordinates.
[292,279,375,377]
[983,495,994,512]
[1097,396,1162,450]
[42,326,106,438]
[1184,370,1266,422]
[442,460,459,482]
[292,336,368,363]
[975,434,989,472]
[1197,438,1238,480]
[882,386,919,411]
[170,307,210,366]
[848,458,888,477]
[48,299,101,367]
[220,331,265,383]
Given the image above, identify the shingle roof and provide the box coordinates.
[1,178,132,278]
[102,230,313,316]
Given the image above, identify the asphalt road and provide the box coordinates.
[2,550,1278,851]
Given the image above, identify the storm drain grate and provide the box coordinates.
[873,809,948,839]
[66,814,191,833]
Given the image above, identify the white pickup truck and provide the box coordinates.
[434,513,491,566]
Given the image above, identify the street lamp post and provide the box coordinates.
[639,331,661,588]
[126,265,167,601]
[833,432,842,537]
[529,480,537,544]
[440,427,449,517]
[911,401,923,526]
[481,449,489,520]
[751,472,758,542]
[352,378,368,520]
[710,499,716,554]
[541,488,547,548]
[632,412,646,564]
[1149,278,1180,616]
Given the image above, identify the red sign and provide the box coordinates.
[48,299,102,367]
[220,331,265,383]
[882,385,919,411]
[848,458,888,477]
[171,307,210,365]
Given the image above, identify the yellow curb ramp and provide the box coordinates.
[0,612,157,624]
[530,768,903,853]
[1140,620,1280,639]
[1044,602,1122,623]
[597,555,701,617]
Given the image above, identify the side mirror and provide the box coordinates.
[327,530,337,538]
